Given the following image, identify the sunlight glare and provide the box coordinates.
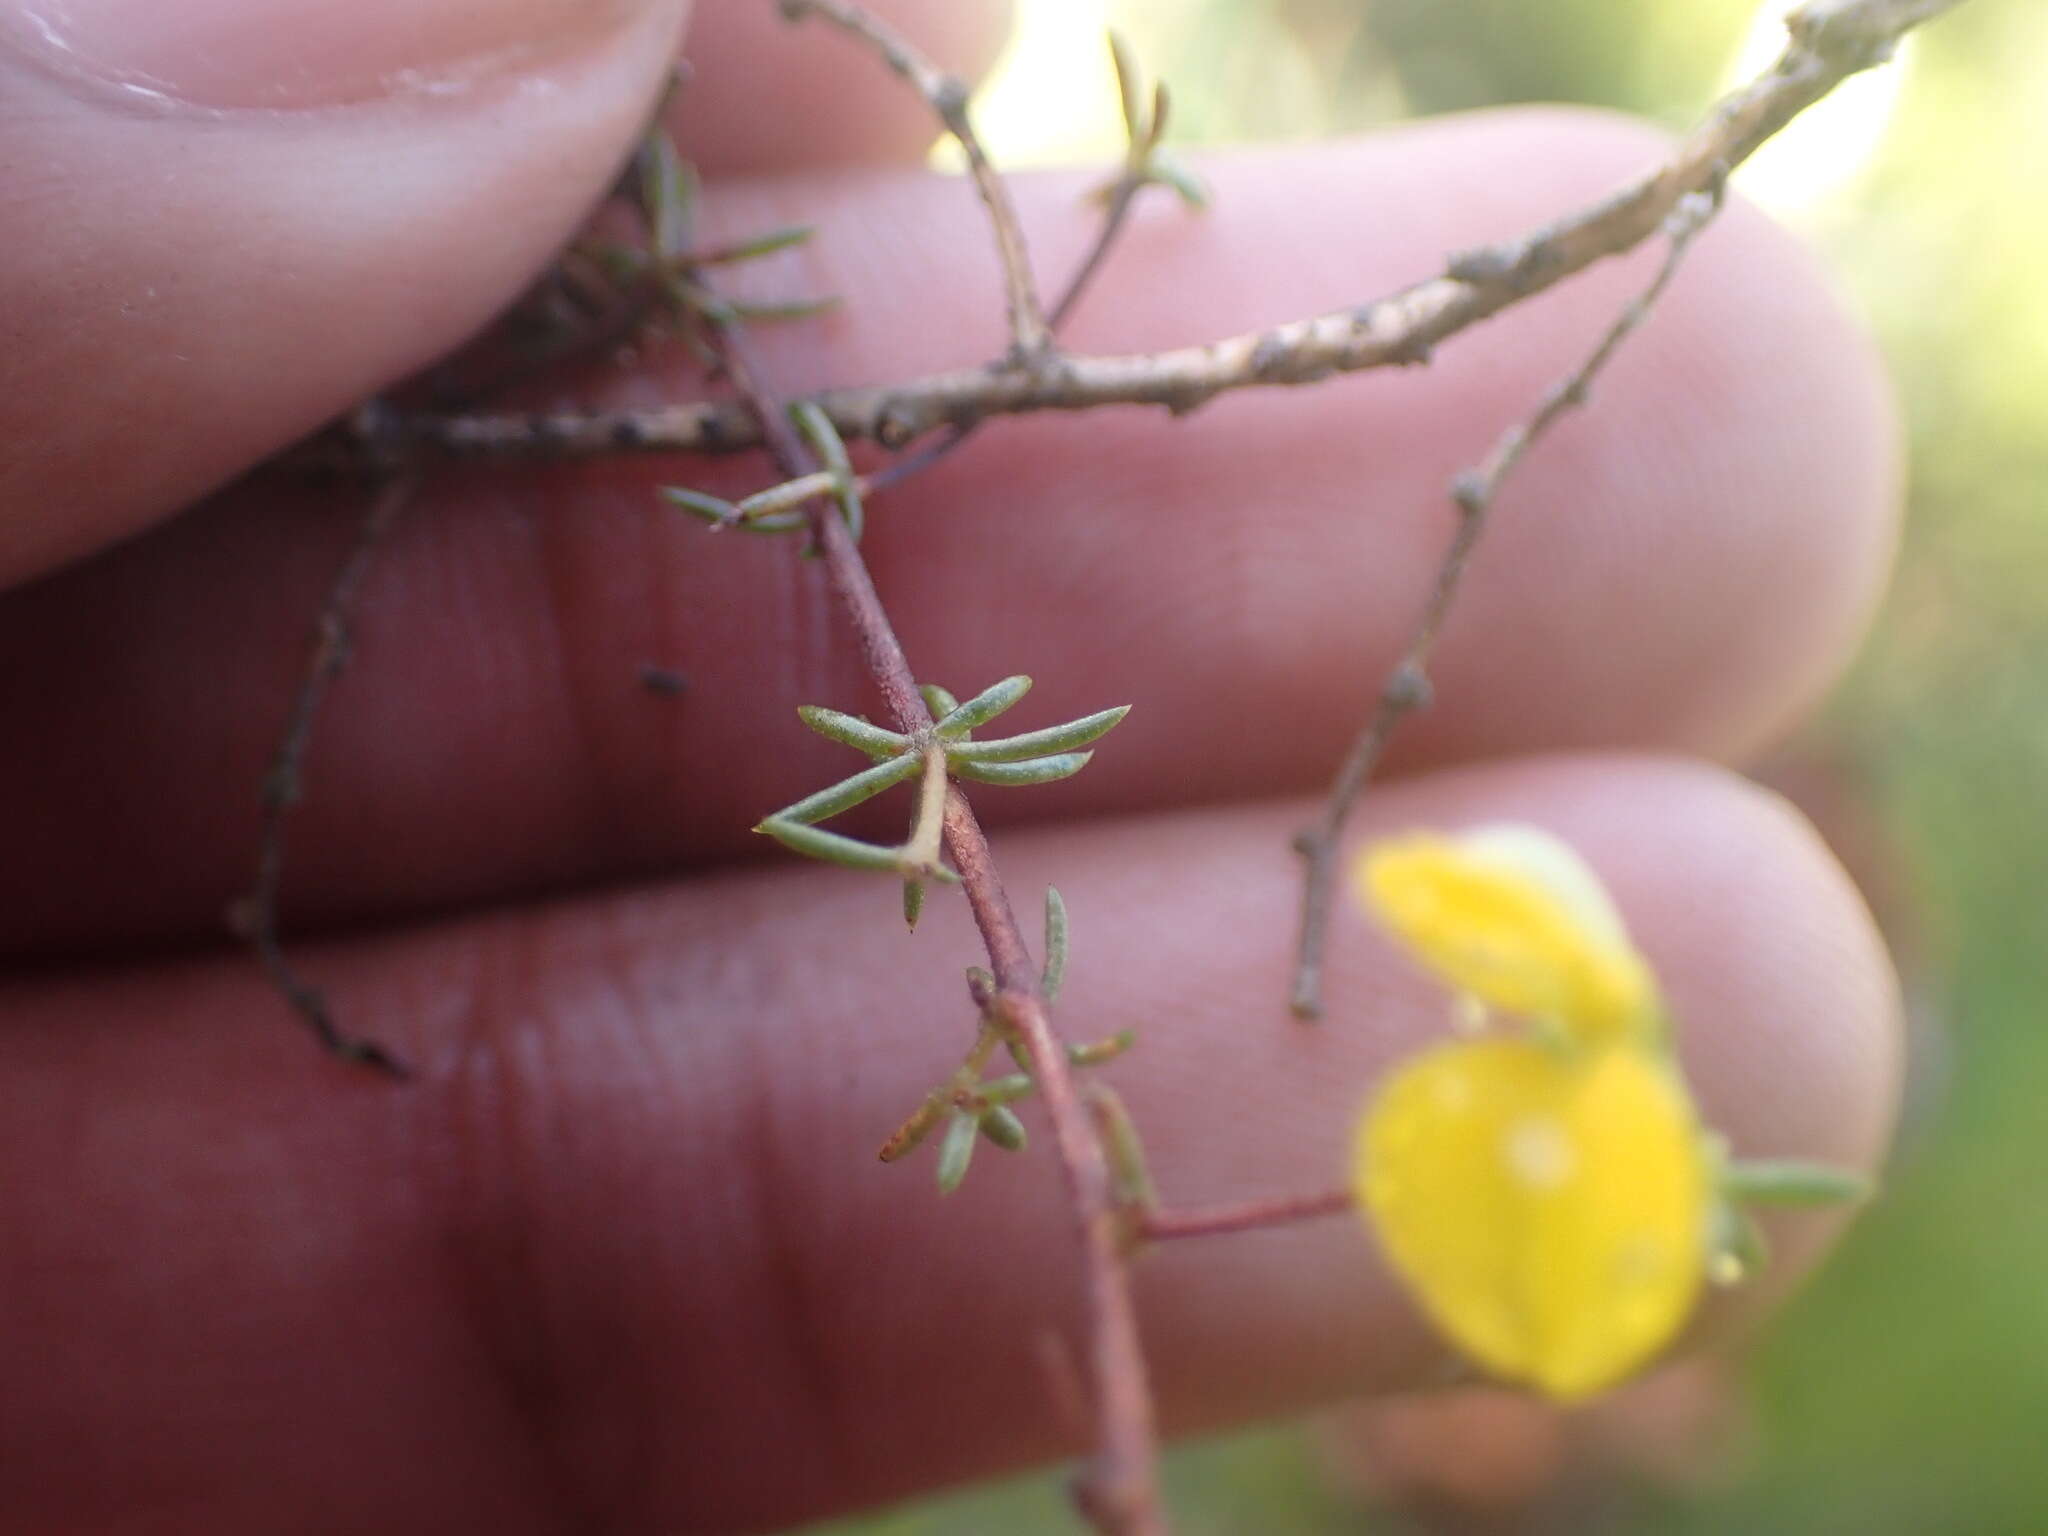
[935,0,1125,171]
[1725,0,1913,218]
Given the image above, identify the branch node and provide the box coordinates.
[1450,470,1488,517]
[1384,663,1433,712]
[931,73,971,120]
[346,396,409,477]
[1445,242,1519,286]
[874,402,920,449]
[966,965,999,1010]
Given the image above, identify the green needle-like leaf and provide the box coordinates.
[971,1034,1133,1114]
[972,1072,1034,1107]
[677,280,739,326]
[638,129,696,259]
[936,1113,978,1194]
[594,242,649,283]
[734,471,836,523]
[663,478,803,533]
[1147,153,1208,209]
[659,486,737,523]
[697,224,814,264]
[902,879,925,931]
[935,675,1032,737]
[920,683,961,720]
[755,818,910,874]
[1108,31,1144,144]
[1709,1198,1772,1286]
[944,705,1130,763]
[950,751,1093,786]
[1088,1086,1156,1215]
[731,295,842,322]
[978,1106,1028,1152]
[1041,886,1069,1003]
[791,401,852,477]
[739,510,810,534]
[1069,1030,1136,1068]
[790,400,865,544]
[1723,1160,1873,1207]
[770,751,922,826]
[1146,81,1172,151]
[796,705,909,757]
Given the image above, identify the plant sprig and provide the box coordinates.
[754,675,1130,918]
[624,125,837,367]
[880,889,1137,1194]
[1098,32,1206,212]
[660,403,869,546]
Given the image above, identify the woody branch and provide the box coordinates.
[290,0,1964,474]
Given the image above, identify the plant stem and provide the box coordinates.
[294,0,1962,474]
[232,471,415,1076]
[1137,1188,1353,1243]
[713,316,1165,1534]
[1288,184,1726,1017]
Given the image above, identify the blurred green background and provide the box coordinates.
[820,2,2048,1530]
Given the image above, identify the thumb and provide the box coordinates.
[0,0,690,585]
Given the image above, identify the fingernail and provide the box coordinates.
[3,0,665,111]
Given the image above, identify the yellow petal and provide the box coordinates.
[1356,827,1658,1046]
[1358,1038,1708,1401]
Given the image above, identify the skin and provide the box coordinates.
[0,1,1903,1531]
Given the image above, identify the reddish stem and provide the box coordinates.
[715,322,1164,1534]
[1137,1188,1353,1244]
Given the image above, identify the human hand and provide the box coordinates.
[0,0,1901,1529]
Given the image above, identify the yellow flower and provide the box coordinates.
[1358,1037,1709,1401]
[1357,824,1658,1047]
[1351,824,1720,1399]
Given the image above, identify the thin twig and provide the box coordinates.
[866,172,1151,496]
[779,0,1048,361]
[297,0,1962,474]
[1136,1188,1354,1244]
[877,1019,1004,1162]
[1051,179,1146,337]
[1287,184,1729,1019]
[228,472,415,1077]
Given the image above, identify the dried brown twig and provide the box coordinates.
[293,0,1963,474]
[228,465,414,1076]
[1283,2,1963,1023]
[1288,180,1728,1018]
[866,33,1193,497]
[779,0,1049,360]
